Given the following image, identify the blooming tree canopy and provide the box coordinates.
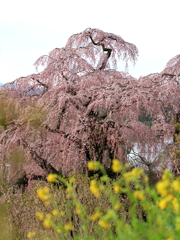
[0,28,180,188]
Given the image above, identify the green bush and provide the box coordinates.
[22,161,180,240]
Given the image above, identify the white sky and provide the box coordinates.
[0,0,180,83]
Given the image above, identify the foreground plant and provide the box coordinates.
[26,160,180,240]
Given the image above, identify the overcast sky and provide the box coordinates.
[0,0,179,83]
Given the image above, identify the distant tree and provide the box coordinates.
[0,29,180,188]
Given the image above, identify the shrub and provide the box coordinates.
[23,161,180,240]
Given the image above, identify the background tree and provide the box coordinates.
[0,28,180,188]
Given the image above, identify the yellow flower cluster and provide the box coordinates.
[35,201,74,235]
[123,168,144,182]
[52,209,59,217]
[39,213,58,229]
[56,227,62,233]
[98,210,116,229]
[172,198,179,213]
[69,176,76,184]
[64,222,74,231]
[158,195,173,210]
[88,161,100,171]
[89,180,101,198]
[158,194,179,212]
[27,232,36,239]
[36,212,44,221]
[47,174,58,183]
[43,218,53,229]
[31,161,180,239]
[66,185,73,199]
[75,204,82,215]
[90,210,102,221]
[156,180,170,197]
[156,170,180,212]
[111,159,122,173]
[113,184,121,193]
[98,219,110,229]
[37,186,51,202]
[133,190,145,201]
[172,180,180,192]
[162,170,173,181]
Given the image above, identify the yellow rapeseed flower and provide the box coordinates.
[64,222,74,231]
[133,190,145,201]
[88,161,100,171]
[172,180,180,192]
[98,219,110,229]
[52,209,59,217]
[158,194,173,210]
[162,170,172,181]
[111,159,122,173]
[172,197,179,213]
[69,177,76,184]
[35,212,44,221]
[66,186,73,193]
[158,198,168,210]
[43,219,53,228]
[37,186,51,201]
[27,232,36,239]
[75,205,82,215]
[47,174,58,183]
[56,227,62,233]
[90,211,102,221]
[165,194,173,201]
[123,168,144,182]
[123,172,132,182]
[66,185,73,199]
[131,168,144,178]
[89,180,101,198]
[156,180,170,197]
[113,185,121,193]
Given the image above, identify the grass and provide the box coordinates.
[0,160,180,240]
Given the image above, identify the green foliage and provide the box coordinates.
[2,162,180,240]
[0,94,20,131]
[27,165,180,240]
